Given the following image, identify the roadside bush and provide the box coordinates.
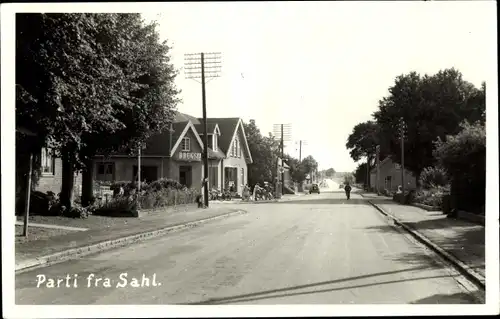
[96,179,201,217]
[419,166,449,189]
[149,178,184,190]
[94,196,139,217]
[16,190,66,216]
[413,186,450,208]
[61,205,90,219]
[433,121,485,213]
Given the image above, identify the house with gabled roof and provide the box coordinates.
[198,117,253,195]
[93,112,205,189]
[92,112,253,195]
[369,156,417,192]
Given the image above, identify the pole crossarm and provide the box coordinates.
[184,52,222,81]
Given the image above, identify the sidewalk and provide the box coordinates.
[210,193,305,204]
[360,192,485,281]
[15,206,244,270]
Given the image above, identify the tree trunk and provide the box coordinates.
[81,158,94,207]
[60,153,75,210]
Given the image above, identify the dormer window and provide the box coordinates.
[213,134,218,150]
[181,137,190,151]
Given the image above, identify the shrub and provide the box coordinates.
[420,166,449,189]
[413,186,450,208]
[96,179,201,217]
[149,178,184,191]
[62,205,90,219]
[94,196,139,217]
[433,121,486,213]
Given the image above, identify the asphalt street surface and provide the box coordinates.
[16,182,479,304]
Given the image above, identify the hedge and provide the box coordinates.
[94,179,201,217]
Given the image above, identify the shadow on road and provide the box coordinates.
[186,266,451,305]
[410,292,480,304]
[364,220,485,272]
[277,198,372,205]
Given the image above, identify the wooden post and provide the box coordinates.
[23,153,33,237]
[201,52,210,208]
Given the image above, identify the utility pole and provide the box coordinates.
[23,153,33,237]
[273,123,292,197]
[138,145,141,191]
[297,140,307,162]
[376,145,380,195]
[399,117,407,195]
[184,52,222,207]
[366,155,370,190]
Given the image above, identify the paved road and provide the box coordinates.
[16,191,479,304]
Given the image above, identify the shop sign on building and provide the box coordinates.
[178,152,202,162]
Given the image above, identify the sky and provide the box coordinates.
[140,1,494,172]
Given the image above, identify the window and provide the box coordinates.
[213,134,218,150]
[41,148,55,175]
[384,176,392,190]
[181,137,190,151]
[233,137,240,157]
[96,162,114,181]
[133,165,158,182]
[239,140,242,158]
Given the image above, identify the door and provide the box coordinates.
[179,166,192,188]
[209,166,218,190]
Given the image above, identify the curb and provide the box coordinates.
[15,209,247,273]
[367,200,485,291]
[411,203,441,212]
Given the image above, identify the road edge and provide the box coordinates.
[367,200,486,293]
[15,209,247,274]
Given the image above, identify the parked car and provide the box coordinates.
[309,183,320,194]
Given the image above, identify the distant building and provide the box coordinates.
[370,156,417,192]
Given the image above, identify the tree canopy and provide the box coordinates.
[16,13,179,169]
[372,68,485,180]
[16,13,180,207]
[244,120,280,186]
[345,121,380,163]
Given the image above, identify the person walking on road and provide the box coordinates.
[344,183,352,200]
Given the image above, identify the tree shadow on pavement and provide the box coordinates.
[410,292,481,304]
[186,266,450,305]
[276,198,372,205]
[364,219,485,276]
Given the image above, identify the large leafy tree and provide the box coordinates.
[244,120,280,186]
[346,121,380,162]
[282,154,306,184]
[353,162,369,184]
[16,13,179,208]
[345,121,388,187]
[373,68,485,183]
[301,155,319,178]
[325,168,336,177]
